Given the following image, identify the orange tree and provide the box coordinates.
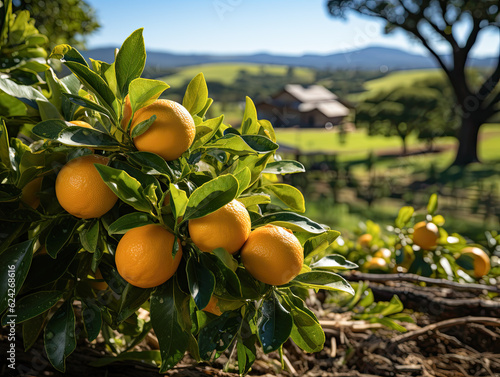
[0,28,358,374]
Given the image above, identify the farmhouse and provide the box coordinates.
[256,84,352,128]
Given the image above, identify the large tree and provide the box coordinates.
[327,0,500,165]
[13,0,100,49]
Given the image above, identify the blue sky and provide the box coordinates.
[85,0,498,57]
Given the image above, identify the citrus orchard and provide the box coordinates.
[129,99,195,161]
[55,154,118,219]
[188,199,251,254]
[240,224,303,286]
[115,224,182,288]
[358,233,372,247]
[364,256,388,272]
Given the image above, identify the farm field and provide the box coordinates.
[158,62,316,87]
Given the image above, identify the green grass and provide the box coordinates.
[364,69,445,92]
[158,63,315,88]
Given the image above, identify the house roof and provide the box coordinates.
[284,84,339,102]
[282,84,350,118]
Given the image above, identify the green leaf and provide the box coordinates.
[303,230,341,261]
[89,350,161,367]
[284,296,325,353]
[237,337,257,376]
[395,206,414,229]
[213,248,238,272]
[234,167,251,197]
[206,134,278,155]
[95,164,151,212]
[169,183,188,222]
[374,317,408,333]
[45,217,79,258]
[82,301,102,342]
[191,115,224,150]
[32,119,67,139]
[117,284,153,322]
[0,121,10,169]
[427,193,438,215]
[257,291,293,354]
[198,311,242,360]
[237,194,271,208]
[263,160,305,175]
[183,174,238,221]
[151,279,190,372]
[80,220,99,253]
[57,127,122,149]
[129,78,169,113]
[64,61,117,118]
[50,44,88,66]
[23,312,47,351]
[44,300,76,372]
[186,257,215,310]
[131,115,156,139]
[115,29,146,98]
[182,73,208,116]
[262,184,305,212]
[0,77,45,109]
[1,291,63,326]
[241,97,260,135]
[108,212,155,234]
[310,255,358,271]
[290,271,354,295]
[200,253,243,299]
[62,93,114,119]
[127,151,177,179]
[37,99,63,121]
[0,239,34,313]
[252,212,325,234]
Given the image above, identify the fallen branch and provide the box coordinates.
[390,316,500,345]
[342,272,500,294]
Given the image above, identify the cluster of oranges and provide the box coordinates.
[359,220,491,278]
[24,98,305,316]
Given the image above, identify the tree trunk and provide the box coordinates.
[452,117,481,166]
[401,136,407,156]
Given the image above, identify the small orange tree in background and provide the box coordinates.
[0,24,358,374]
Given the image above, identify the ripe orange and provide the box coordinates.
[188,199,251,254]
[364,257,388,271]
[21,177,43,209]
[202,296,223,316]
[461,247,490,278]
[55,154,118,219]
[374,248,391,259]
[70,120,92,128]
[358,233,372,247]
[129,99,195,161]
[412,221,439,250]
[240,224,303,286]
[115,224,182,288]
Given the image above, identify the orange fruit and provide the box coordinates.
[364,257,388,271]
[240,224,303,286]
[202,296,223,316]
[121,94,132,129]
[70,120,92,128]
[129,99,195,161]
[412,221,439,250]
[461,247,490,278]
[21,177,43,209]
[115,224,182,288]
[358,233,372,247]
[374,248,391,259]
[188,199,251,254]
[90,269,108,291]
[55,154,118,219]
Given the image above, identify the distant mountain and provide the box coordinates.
[81,46,496,71]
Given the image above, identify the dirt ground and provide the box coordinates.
[3,274,500,377]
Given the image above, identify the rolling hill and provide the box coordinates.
[81,46,496,71]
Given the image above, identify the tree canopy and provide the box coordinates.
[327,0,500,165]
[12,0,100,48]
